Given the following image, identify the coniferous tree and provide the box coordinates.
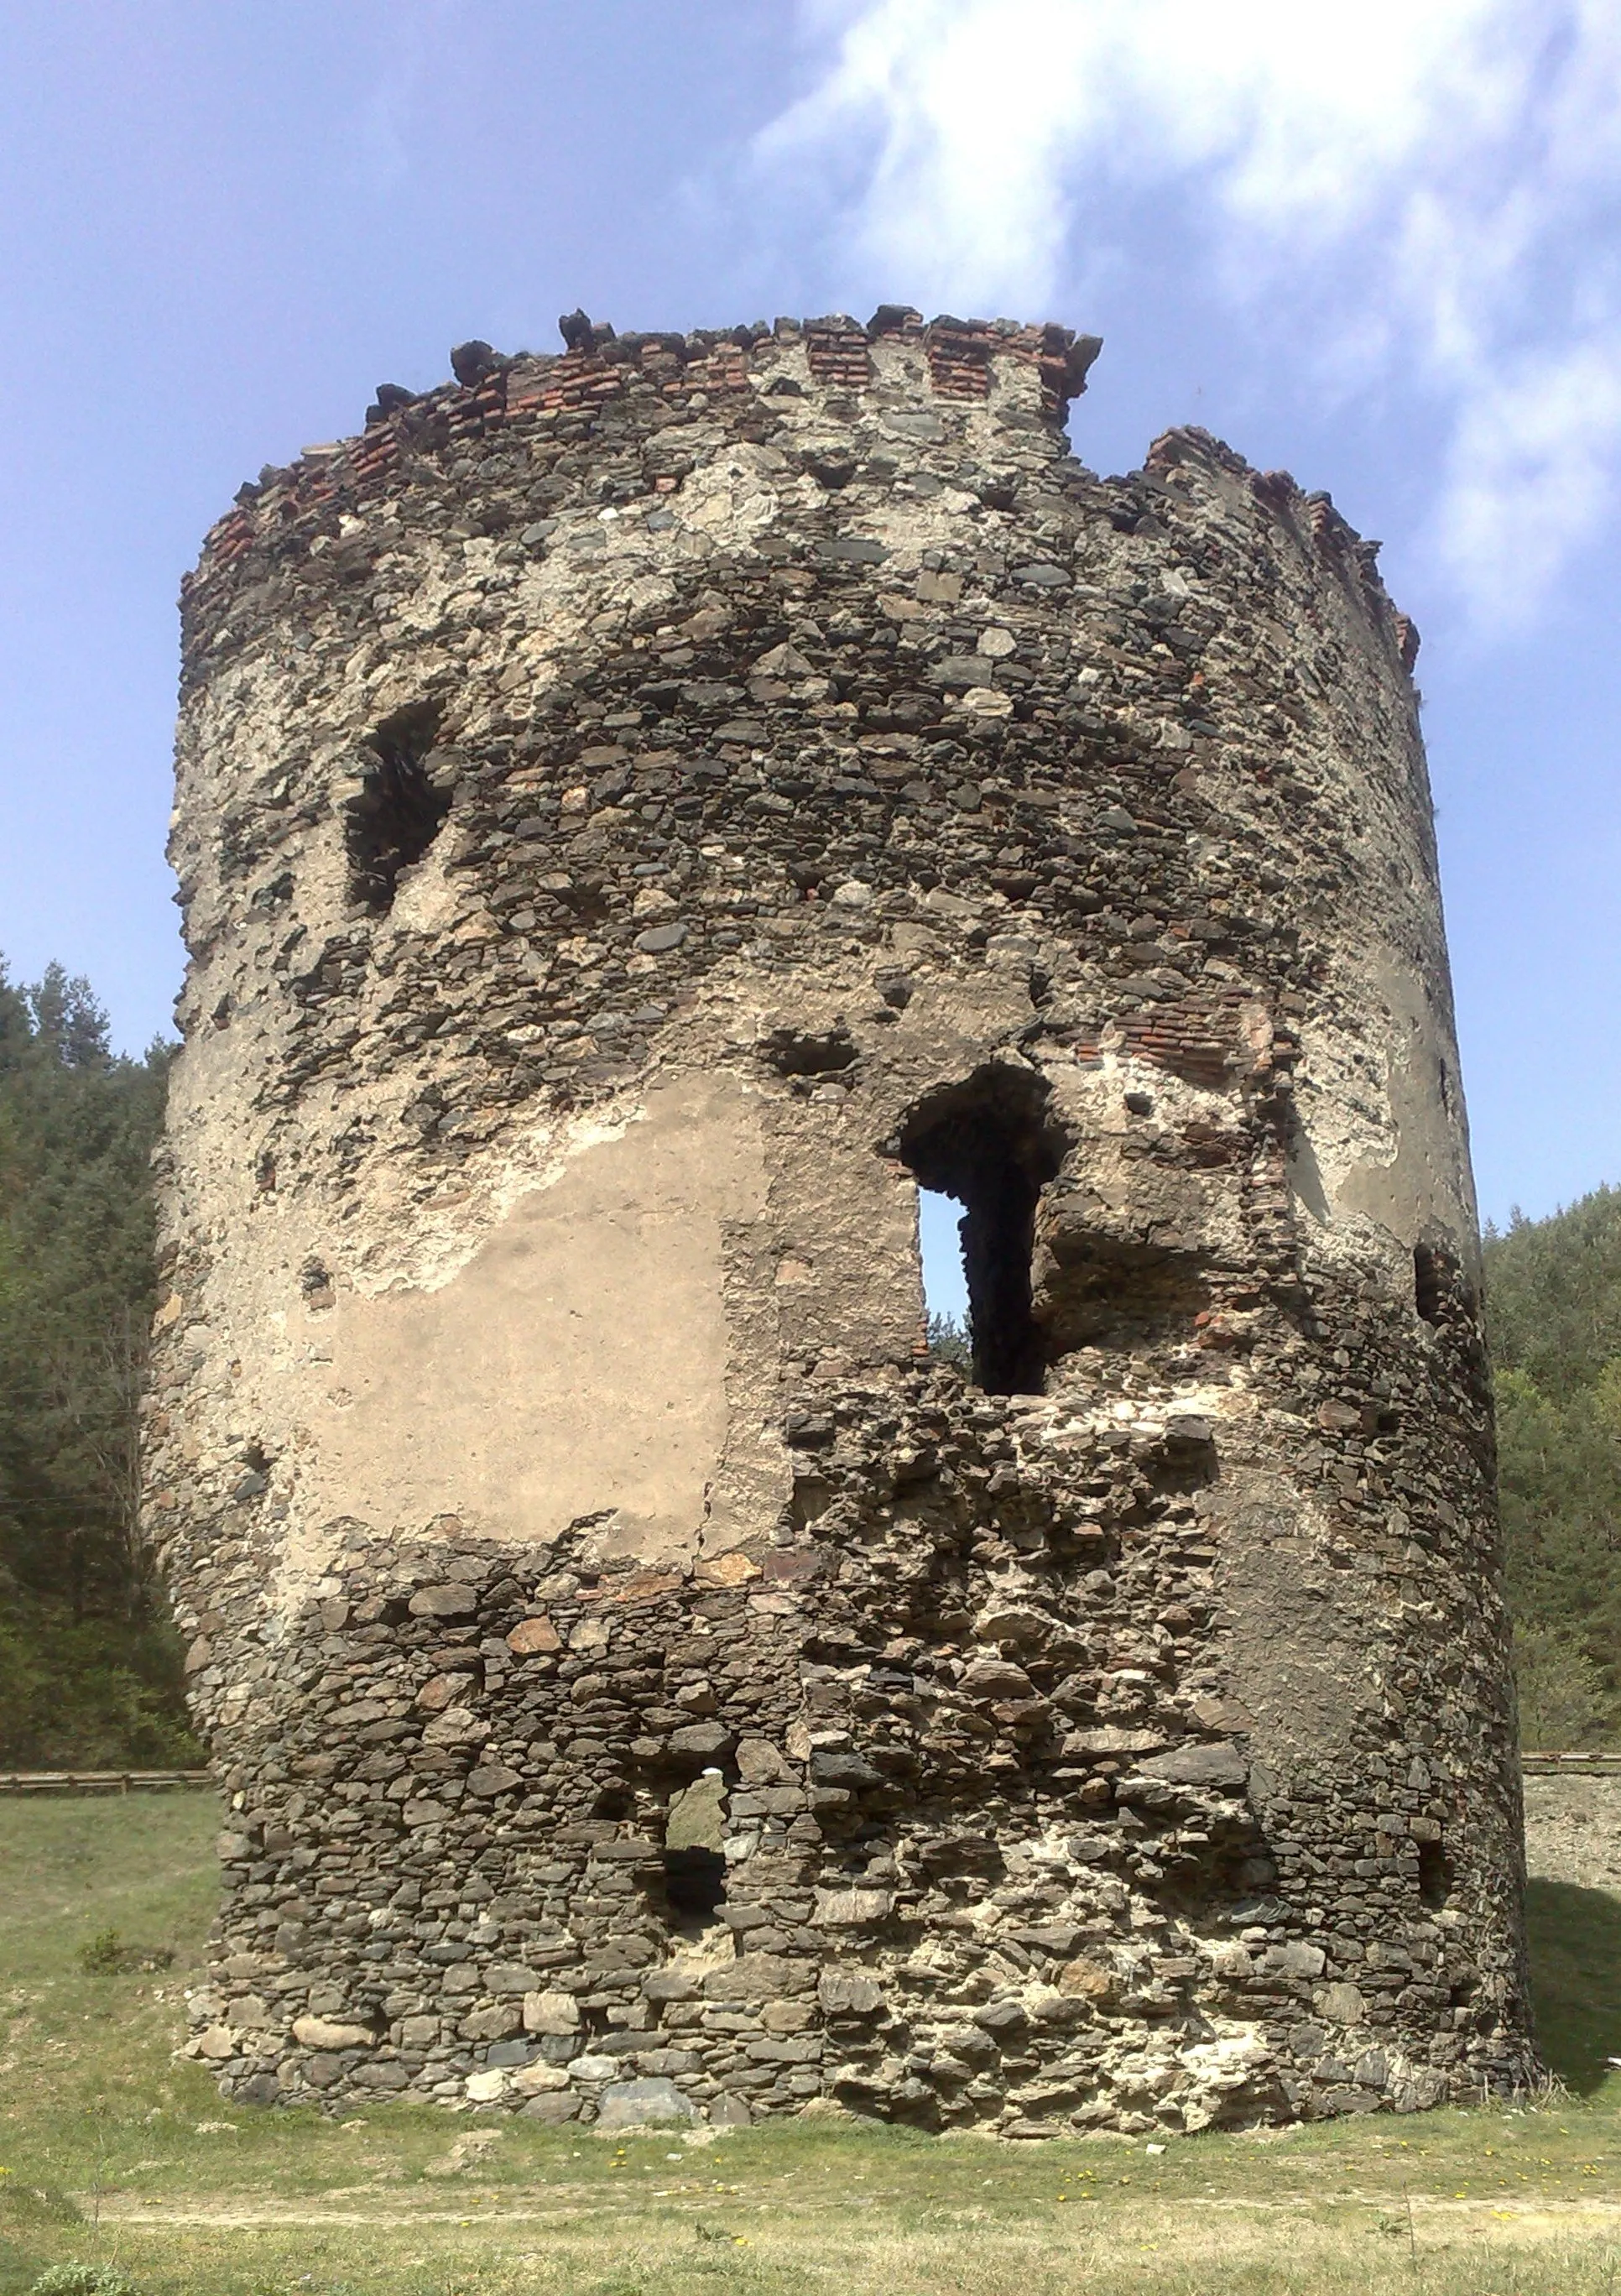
[1486,1190,1621,1747]
[0,959,197,1764]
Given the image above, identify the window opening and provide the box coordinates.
[662,1772,727,1923]
[1417,1838,1452,1908]
[919,1188,971,1367]
[1414,1241,1444,1325]
[898,1067,1063,1396]
[346,701,451,914]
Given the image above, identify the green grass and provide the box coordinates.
[3,1794,1621,2293]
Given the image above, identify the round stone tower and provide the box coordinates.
[147,308,1535,2132]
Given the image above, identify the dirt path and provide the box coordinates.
[88,2190,1621,2231]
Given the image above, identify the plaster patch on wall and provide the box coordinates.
[293,1077,765,1568]
[1333,961,1477,1257]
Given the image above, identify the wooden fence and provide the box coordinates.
[0,1768,213,1795]
[0,1756,1617,1794]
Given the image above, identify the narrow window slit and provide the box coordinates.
[1414,1241,1445,1325]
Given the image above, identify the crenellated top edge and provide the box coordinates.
[185,309,1102,592]
[180,317,1417,680]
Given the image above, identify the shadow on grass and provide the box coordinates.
[1526,1875,1621,2092]
[0,2182,81,2296]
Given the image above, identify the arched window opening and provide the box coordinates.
[898,1067,1064,1396]
[346,701,451,914]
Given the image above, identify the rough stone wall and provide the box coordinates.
[147,308,1535,2134]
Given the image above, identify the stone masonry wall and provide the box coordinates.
[146,307,1536,2134]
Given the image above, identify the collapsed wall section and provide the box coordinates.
[146,308,1535,2132]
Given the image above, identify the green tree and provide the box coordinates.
[0,959,197,1765]
[1487,1188,1621,1747]
[1513,1623,1609,1751]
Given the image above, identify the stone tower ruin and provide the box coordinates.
[148,309,1535,2132]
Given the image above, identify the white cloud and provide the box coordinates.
[1439,331,1621,606]
[755,0,1621,627]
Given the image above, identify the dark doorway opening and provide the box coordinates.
[346,701,452,914]
[662,1845,727,1920]
[897,1067,1064,1396]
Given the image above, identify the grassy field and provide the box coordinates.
[3,1797,1621,2294]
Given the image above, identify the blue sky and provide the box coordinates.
[0,1,1615,1231]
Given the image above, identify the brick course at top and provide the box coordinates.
[148,306,1535,2135]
